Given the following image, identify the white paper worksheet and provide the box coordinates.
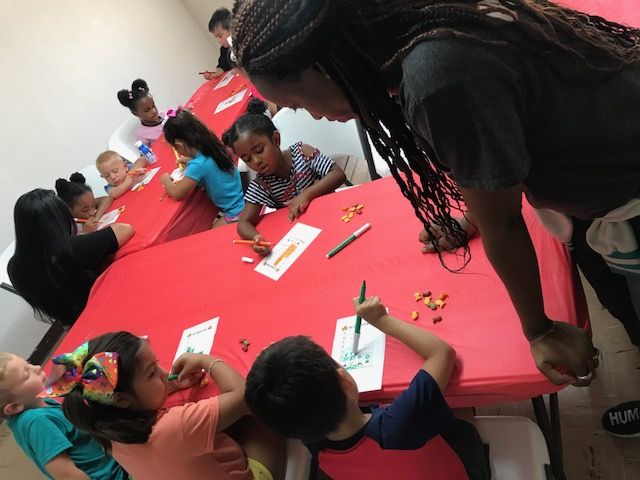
[170,167,186,182]
[254,223,321,281]
[131,167,161,191]
[214,89,247,114]
[213,70,236,90]
[96,207,124,230]
[331,315,386,393]
[173,317,219,363]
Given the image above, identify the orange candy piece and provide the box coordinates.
[411,311,419,321]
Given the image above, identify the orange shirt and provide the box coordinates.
[112,397,251,480]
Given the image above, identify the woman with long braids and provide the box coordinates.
[230,0,640,391]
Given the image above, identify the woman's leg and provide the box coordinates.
[572,218,640,346]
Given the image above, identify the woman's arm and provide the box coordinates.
[460,184,596,385]
[108,223,135,247]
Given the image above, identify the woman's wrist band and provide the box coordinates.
[527,320,556,342]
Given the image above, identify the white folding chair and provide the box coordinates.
[284,439,311,480]
[77,164,108,195]
[107,117,140,161]
[473,416,552,480]
[271,108,385,181]
[1,240,16,294]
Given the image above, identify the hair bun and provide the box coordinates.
[131,78,149,93]
[69,172,86,184]
[117,89,133,107]
[54,178,70,196]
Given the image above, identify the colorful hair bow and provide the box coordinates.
[166,106,182,118]
[38,342,119,406]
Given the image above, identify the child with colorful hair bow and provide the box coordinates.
[55,331,285,480]
[0,350,127,479]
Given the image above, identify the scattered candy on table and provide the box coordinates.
[411,290,449,322]
[340,203,365,222]
[432,315,443,324]
[411,311,420,321]
[241,256,255,264]
[239,338,251,352]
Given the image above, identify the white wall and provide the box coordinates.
[0,0,216,354]
[181,0,233,48]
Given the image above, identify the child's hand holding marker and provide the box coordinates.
[252,234,272,255]
[128,167,147,177]
[83,217,100,233]
[354,296,389,329]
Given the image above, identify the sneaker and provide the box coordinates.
[602,401,640,438]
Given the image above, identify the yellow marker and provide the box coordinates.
[273,243,297,267]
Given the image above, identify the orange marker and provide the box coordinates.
[232,239,272,247]
[273,243,297,266]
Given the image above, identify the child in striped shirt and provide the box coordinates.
[223,113,346,254]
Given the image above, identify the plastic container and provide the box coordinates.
[134,140,158,165]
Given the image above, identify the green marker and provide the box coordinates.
[168,373,179,381]
[352,280,367,353]
[327,223,371,258]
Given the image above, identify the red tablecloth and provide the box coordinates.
[112,74,252,259]
[56,178,589,408]
[560,0,640,26]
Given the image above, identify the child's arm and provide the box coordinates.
[237,202,271,254]
[45,453,90,480]
[159,174,198,201]
[131,155,148,170]
[355,296,456,392]
[171,353,248,432]
[203,68,225,80]
[286,145,346,222]
[107,176,135,199]
[93,196,113,220]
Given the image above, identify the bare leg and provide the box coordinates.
[212,216,229,229]
[226,415,286,480]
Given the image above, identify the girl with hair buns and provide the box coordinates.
[117,78,165,146]
[55,172,113,234]
[230,0,640,387]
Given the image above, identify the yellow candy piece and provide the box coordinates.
[411,311,419,321]
[423,296,431,305]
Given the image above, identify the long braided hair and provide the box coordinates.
[231,0,640,267]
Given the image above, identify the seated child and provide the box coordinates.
[57,332,284,480]
[96,150,147,199]
[0,352,126,479]
[55,172,113,234]
[204,8,234,79]
[160,108,244,226]
[222,113,346,254]
[245,296,491,480]
[117,78,165,146]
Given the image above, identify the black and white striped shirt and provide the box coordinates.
[244,142,335,209]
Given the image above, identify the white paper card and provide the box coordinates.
[96,207,124,230]
[173,317,219,363]
[254,223,321,281]
[214,89,247,114]
[213,70,236,90]
[131,167,161,191]
[170,167,186,182]
[331,315,386,393]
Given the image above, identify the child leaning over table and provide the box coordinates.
[222,113,346,254]
[245,296,491,480]
[0,352,127,480]
[96,150,148,199]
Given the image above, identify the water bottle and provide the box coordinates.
[134,141,158,165]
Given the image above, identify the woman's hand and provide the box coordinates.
[418,215,478,253]
[529,321,599,386]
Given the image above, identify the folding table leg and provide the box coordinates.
[532,395,566,480]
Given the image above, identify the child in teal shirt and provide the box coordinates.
[1,352,125,480]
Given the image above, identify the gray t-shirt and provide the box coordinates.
[400,37,640,219]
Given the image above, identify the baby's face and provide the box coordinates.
[98,156,128,186]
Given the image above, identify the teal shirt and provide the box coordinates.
[185,152,244,217]
[7,399,125,480]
